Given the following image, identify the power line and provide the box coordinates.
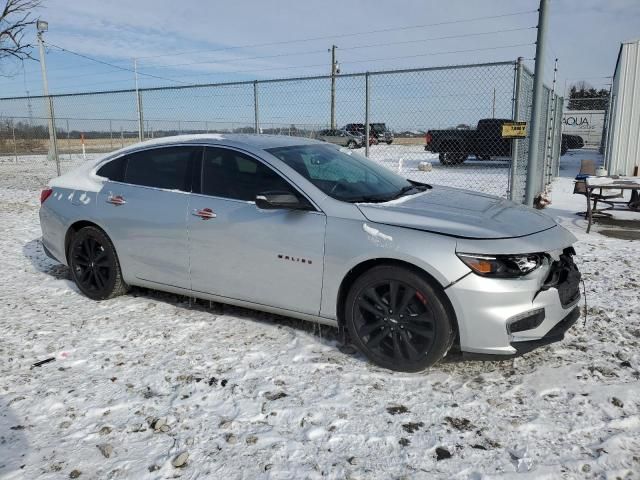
[136,42,536,87]
[1,41,534,97]
[135,9,538,60]
[43,41,189,85]
[139,26,534,71]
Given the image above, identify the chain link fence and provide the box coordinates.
[1,60,563,203]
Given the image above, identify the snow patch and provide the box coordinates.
[362,223,393,242]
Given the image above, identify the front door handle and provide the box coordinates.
[192,207,216,220]
[106,194,126,206]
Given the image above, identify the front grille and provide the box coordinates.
[541,249,581,308]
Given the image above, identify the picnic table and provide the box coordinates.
[584,176,640,233]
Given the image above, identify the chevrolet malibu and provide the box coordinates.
[39,134,581,372]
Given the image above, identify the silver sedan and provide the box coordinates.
[39,134,581,371]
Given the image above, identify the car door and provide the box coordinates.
[188,146,326,315]
[96,145,201,289]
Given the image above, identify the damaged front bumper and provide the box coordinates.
[446,249,582,356]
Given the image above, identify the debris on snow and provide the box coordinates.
[435,447,452,460]
[96,444,113,458]
[172,452,189,468]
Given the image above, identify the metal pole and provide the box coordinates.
[602,87,614,164]
[134,58,144,141]
[109,119,113,150]
[120,126,124,148]
[364,72,370,158]
[12,125,18,162]
[510,57,523,202]
[254,80,260,134]
[37,29,60,175]
[492,87,496,118]
[66,118,71,161]
[524,0,549,207]
[546,58,558,185]
[540,90,551,190]
[330,45,337,129]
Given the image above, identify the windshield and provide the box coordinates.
[266,144,424,203]
[370,123,386,134]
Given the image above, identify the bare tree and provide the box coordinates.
[1,0,42,62]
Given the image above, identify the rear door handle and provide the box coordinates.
[106,195,126,206]
[192,207,216,220]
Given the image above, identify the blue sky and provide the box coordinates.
[2,0,639,96]
[0,0,639,132]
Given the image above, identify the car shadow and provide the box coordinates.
[22,238,495,369]
[0,396,29,476]
[21,238,351,357]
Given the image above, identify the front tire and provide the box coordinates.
[345,266,454,372]
[347,140,357,149]
[68,226,128,300]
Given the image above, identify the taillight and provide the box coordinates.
[425,132,432,144]
[40,188,53,204]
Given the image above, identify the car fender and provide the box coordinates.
[320,217,470,319]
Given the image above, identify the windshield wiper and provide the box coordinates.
[346,195,392,203]
[388,184,428,200]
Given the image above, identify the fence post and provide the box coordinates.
[12,125,18,162]
[540,90,551,193]
[545,59,558,187]
[524,0,549,207]
[66,118,72,161]
[254,80,260,134]
[509,57,523,202]
[47,97,61,176]
[365,72,370,158]
[556,96,564,177]
[120,126,124,148]
[109,119,113,150]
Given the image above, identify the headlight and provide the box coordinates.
[457,253,544,278]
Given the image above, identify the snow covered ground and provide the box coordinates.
[0,149,639,479]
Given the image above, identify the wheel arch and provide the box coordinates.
[64,220,110,263]
[335,258,459,339]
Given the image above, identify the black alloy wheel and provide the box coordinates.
[68,226,127,300]
[345,266,454,372]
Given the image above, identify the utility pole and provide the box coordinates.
[330,45,338,129]
[134,58,144,141]
[524,0,549,207]
[36,19,60,175]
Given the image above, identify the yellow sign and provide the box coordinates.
[501,122,527,138]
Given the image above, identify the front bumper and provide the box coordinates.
[445,254,581,356]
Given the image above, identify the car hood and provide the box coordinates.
[356,185,557,239]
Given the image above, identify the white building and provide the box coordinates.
[605,38,640,176]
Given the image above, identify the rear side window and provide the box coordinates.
[123,146,200,192]
[96,156,126,182]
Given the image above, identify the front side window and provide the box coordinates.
[266,144,418,203]
[123,146,199,191]
[201,147,296,201]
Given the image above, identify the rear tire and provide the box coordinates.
[347,140,357,149]
[345,265,454,372]
[386,140,393,145]
[68,226,128,300]
[439,152,468,165]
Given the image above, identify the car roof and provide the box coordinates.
[115,133,322,154]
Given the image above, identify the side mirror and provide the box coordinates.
[255,191,309,210]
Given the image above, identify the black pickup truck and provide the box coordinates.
[424,118,513,165]
[425,118,578,166]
